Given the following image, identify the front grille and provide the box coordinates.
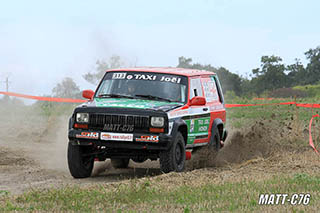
[89,114,149,132]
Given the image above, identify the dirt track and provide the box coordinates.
[0,109,164,194]
[0,104,319,195]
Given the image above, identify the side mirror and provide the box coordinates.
[82,90,94,100]
[190,96,206,106]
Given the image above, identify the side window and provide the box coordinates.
[201,77,219,102]
[190,78,203,99]
[213,75,224,104]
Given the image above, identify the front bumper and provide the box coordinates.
[68,129,173,151]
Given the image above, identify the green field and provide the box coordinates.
[1,173,319,212]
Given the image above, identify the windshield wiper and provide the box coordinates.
[135,94,172,102]
[98,93,134,99]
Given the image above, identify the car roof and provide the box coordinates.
[106,67,216,77]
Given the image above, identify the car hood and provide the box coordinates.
[82,98,183,112]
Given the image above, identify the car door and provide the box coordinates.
[186,76,211,146]
[200,75,226,135]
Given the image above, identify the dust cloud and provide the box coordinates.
[187,119,291,170]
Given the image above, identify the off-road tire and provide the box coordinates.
[67,142,94,178]
[209,126,221,152]
[111,158,130,169]
[160,132,186,173]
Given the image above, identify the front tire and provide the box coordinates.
[160,132,186,173]
[67,142,94,178]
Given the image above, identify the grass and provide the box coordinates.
[0,173,319,212]
[226,98,320,129]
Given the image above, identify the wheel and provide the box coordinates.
[67,142,94,178]
[160,132,186,173]
[111,158,130,169]
[209,126,221,152]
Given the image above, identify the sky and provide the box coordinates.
[1,0,320,101]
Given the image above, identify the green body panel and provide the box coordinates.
[184,116,211,144]
[94,98,180,109]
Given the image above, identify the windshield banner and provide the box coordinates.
[105,72,188,84]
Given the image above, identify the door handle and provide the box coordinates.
[203,108,208,111]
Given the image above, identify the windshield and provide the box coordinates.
[95,72,188,103]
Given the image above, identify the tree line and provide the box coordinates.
[50,45,320,99]
[178,46,320,97]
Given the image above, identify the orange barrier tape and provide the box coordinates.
[1,91,320,108]
[309,114,320,154]
[227,102,320,108]
[226,102,296,108]
[0,91,86,103]
[296,103,320,109]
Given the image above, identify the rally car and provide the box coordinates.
[67,67,227,178]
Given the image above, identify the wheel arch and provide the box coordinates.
[171,118,188,146]
[211,118,224,140]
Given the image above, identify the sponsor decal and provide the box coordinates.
[135,135,159,143]
[201,77,218,102]
[159,76,181,83]
[132,74,157,81]
[209,104,224,111]
[198,126,208,132]
[190,119,195,132]
[100,132,133,141]
[181,113,211,120]
[168,122,174,134]
[76,132,99,139]
[169,109,189,117]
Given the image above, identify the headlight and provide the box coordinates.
[151,117,164,127]
[76,113,89,123]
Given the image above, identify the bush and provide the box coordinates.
[294,84,320,98]
[268,88,307,98]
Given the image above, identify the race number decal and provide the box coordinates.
[112,73,127,79]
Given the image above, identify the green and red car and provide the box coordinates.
[67,67,227,178]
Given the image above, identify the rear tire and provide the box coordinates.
[209,127,221,152]
[111,158,130,169]
[160,132,186,173]
[67,142,94,178]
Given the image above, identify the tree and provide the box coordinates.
[52,77,81,98]
[304,46,320,84]
[177,56,193,68]
[251,55,287,94]
[177,56,243,95]
[286,58,306,86]
[83,55,125,85]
